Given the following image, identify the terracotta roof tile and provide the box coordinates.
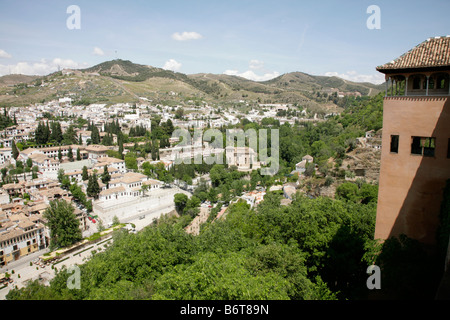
[377,36,450,72]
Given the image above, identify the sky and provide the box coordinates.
[0,0,449,84]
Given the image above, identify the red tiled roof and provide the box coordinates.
[377,36,450,72]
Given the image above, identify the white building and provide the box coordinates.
[294,155,314,174]
[0,214,48,267]
[97,172,162,202]
[225,146,260,171]
[0,148,13,165]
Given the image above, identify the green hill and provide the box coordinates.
[0,59,385,109]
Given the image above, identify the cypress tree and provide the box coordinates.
[82,166,89,181]
[11,140,19,160]
[68,148,74,162]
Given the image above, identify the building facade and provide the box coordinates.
[375,36,450,245]
[0,215,48,267]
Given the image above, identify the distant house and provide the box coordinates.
[85,145,110,160]
[283,183,297,200]
[28,153,60,177]
[58,97,72,107]
[0,148,13,165]
[293,155,314,175]
[97,172,162,202]
[0,214,48,266]
[225,146,261,171]
[94,156,126,173]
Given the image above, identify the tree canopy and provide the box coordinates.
[43,200,82,250]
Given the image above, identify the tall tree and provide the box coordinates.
[50,121,63,143]
[87,173,100,199]
[11,140,19,160]
[174,193,188,214]
[34,122,49,145]
[67,147,74,162]
[63,125,78,145]
[118,134,124,160]
[82,166,89,181]
[43,200,82,250]
[101,164,111,188]
[90,122,100,145]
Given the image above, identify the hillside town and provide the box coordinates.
[0,94,385,274]
[0,77,391,302]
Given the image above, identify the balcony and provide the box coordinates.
[385,72,450,97]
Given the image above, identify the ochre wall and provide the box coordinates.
[375,96,450,244]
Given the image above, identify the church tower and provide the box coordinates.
[375,36,450,245]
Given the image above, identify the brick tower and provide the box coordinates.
[375,36,450,245]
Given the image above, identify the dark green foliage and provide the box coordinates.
[0,108,15,131]
[336,182,378,205]
[34,121,49,145]
[101,164,111,187]
[128,124,147,137]
[81,166,89,181]
[173,193,188,214]
[35,121,64,145]
[86,173,100,199]
[88,122,100,144]
[63,125,78,145]
[11,140,19,160]
[43,200,82,250]
[372,235,442,299]
[67,148,74,162]
[50,121,63,143]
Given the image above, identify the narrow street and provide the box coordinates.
[0,198,178,300]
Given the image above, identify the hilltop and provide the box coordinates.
[0,59,385,110]
[0,74,39,87]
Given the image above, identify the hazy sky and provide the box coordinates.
[0,0,449,83]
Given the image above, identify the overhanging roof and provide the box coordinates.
[377,36,450,74]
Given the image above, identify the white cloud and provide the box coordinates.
[0,49,12,59]
[249,59,264,70]
[92,47,105,56]
[171,31,203,41]
[0,58,88,76]
[224,69,280,82]
[324,71,385,84]
[163,59,182,72]
[224,60,280,82]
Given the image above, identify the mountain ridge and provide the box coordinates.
[0,59,384,109]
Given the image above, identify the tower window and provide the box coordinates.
[411,136,435,157]
[390,135,399,153]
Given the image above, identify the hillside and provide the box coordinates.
[0,74,39,87]
[263,72,384,96]
[0,59,385,109]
